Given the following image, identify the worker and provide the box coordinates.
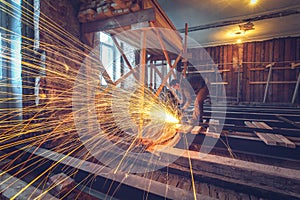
[170,70,209,124]
[159,85,180,111]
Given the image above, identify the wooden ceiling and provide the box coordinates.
[157,0,300,47]
[76,0,300,48]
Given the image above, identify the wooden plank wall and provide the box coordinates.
[189,36,300,103]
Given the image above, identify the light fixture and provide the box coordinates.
[231,22,255,37]
[239,22,255,32]
[237,39,242,44]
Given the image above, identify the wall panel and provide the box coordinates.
[190,36,300,104]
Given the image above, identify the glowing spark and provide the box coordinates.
[0,1,200,199]
[164,112,179,124]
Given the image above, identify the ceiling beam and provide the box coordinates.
[81,8,155,33]
[178,8,300,33]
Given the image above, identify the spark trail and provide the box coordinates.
[0,0,197,199]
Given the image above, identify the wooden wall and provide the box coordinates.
[189,36,300,104]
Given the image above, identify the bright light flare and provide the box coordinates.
[250,0,258,5]
[164,111,179,124]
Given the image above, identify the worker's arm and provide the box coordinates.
[170,88,183,104]
[193,92,201,117]
[181,89,192,110]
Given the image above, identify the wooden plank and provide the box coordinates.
[252,121,272,130]
[158,147,300,199]
[0,170,59,200]
[267,133,286,147]
[176,124,193,134]
[48,173,75,197]
[254,131,277,146]
[205,132,220,138]
[257,122,273,130]
[81,8,155,33]
[273,134,296,149]
[249,81,297,84]
[176,177,191,191]
[244,121,256,128]
[166,173,180,187]
[251,121,262,128]
[23,147,213,200]
[265,133,296,148]
[205,128,221,138]
[191,126,202,134]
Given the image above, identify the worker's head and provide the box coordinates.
[170,79,180,90]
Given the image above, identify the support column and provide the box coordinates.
[138,30,146,138]
[4,0,23,121]
[21,0,35,120]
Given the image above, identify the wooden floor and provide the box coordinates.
[1,104,300,200]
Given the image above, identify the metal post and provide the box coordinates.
[263,63,275,103]
[292,72,300,104]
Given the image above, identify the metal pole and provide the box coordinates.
[263,63,275,103]
[292,72,300,104]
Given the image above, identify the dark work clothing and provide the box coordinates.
[166,90,177,106]
[193,85,209,122]
[180,72,208,122]
[174,61,209,122]
[186,73,206,94]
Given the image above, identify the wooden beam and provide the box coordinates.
[111,35,140,82]
[149,21,181,96]
[157,147,300,199]
[254,131,277,146]
[155,55,181,96]
[23,147,213,200]
[0,170,59,200]
[81,8,155,33]
[182,23,188,77]
[250,81,297,84]
[111,36,134,71]
[139,30,147,138]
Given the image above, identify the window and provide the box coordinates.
[0,32,2,79]
[99,32,136,87]
[99,32,115,85]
